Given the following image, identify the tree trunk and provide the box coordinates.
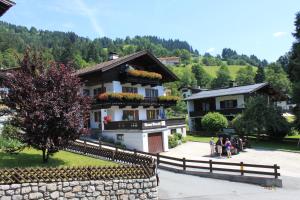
[42,148,49,163]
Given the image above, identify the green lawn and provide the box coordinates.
[0,147,116,168]
[286,135,300,139]
[203,65,257,78]
[186,135,217,143]
[250,140,300,152]
[171,64,257,80]
[186,134,300,152]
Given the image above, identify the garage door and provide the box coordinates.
[148,132,163,153]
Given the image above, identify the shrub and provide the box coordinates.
[1,124,21,140]
[0,136,25,153]
[288,127,299,136]
[168,135,178,148]
[127,69,162,80]
[201,112,228,134]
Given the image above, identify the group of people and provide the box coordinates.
[210,137,232,158]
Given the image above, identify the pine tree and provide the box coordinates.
[255,66,265,83]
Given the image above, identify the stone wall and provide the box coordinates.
[0,176,158,200]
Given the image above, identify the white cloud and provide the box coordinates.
[273,32,287,38]
[205,47,215,53]
[74,0,105,37]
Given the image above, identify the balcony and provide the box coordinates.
[119,69,162,87]
[189,108,244,117]
[92,94,178,109]
[104,118,186,130]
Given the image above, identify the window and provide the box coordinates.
[220,100,238,109]
[171,129,176,134]
[202,102,210,111]
[117,134,124,141]
[83,89,90,96]
[93,87,106,96]
[122,87,137,93]
[145,89,158,98]
[147,110,160,120]
[94,111,101,122]
[123,110,139,121]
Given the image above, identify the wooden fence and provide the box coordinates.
[0,165,152,184]
[79,139,280,179]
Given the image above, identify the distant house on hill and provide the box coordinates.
[0,0,15,16]
[184,83,285,132]
[158,57,180,66]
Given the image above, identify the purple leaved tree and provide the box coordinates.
[3,50,91,163]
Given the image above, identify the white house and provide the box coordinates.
[76,51,186,153]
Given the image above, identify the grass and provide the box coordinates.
[286,135,300,139]
[171,64,257,80]
[186,134,300,152]
[203,65,257,78]
[186,135,217,143]
[250,140,300,152]
[0,147,116,168]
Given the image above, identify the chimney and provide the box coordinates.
[229,81,238,87]
[109,52,119,60]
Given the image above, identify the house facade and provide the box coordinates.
[77,51,186,153]
[185,83,283,132]
[158,57,180,66]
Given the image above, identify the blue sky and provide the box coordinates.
[2,0,300,61]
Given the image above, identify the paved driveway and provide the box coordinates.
[161,142,300,178]
[158,170,300,200]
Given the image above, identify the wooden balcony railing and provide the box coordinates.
[92,97,177,109]
[120,73,161,87]
[104,118,186,130]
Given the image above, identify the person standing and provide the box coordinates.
[209,137,215,156]
[225,138,232,158]
[216,137,223,158]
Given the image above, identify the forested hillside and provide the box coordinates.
[0,20,291,94]
[0,21,196,69]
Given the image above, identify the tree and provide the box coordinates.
[255,66,265,83]
[191,64,212,88]
[288,12,300,130]
[265,63,291,94]
[211,65,232,88]
[222,48,237,60]
[201,112,228,134]
[180,67,197,88]
[239,96,290,140]
[235,65,255,86]
[3,50,91,162]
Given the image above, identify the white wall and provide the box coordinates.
[102,131,147,151]
[215,95,245,110]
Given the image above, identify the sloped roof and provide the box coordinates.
[0,0,15,16]
[185,83,269,100]
[75,50,178,81]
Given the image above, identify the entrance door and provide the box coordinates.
[148,132,163,153]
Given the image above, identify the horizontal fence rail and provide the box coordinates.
[80,139,280,179]
[0,165,151,184]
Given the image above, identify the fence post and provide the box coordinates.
[84,140,87,154]
[134,149,137,155]
[274,164,278,179]
[98,140,102,149]
[156,153,160,165]
[240,162,244,176]
[115,145,118,152]
[209,160,213,173]
[183,157,186,171]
